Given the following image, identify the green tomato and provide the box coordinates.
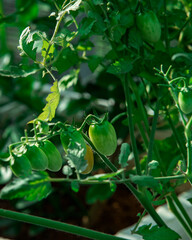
[81,145,94,175]
[60,128,87,154]
[40,140,63,172]
[10,153,32,178]
[178,89,192,114]
[25,145,48,171]
[136,10,161,43]
[88,121,117,156]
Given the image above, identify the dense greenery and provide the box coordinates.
[0,0,192,239]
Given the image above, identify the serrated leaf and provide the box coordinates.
[118,143,130,168]
[107,59,132,75]
[37,81,60,122]
[130,175,159,188]
[42,40,55,61]
[18,27,44,61]
[0,65,40,78]
[59,69,79,90]
[136,224,180,240]
[57,0,82,20]
[0,172,52,201]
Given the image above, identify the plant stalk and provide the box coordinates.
[0,209,126,240]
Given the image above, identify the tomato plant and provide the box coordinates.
[136,10,161,43]
[39,140,63,172]
[178,89,192,114]
[88,121,117,156]
[1,1,192,240]
[25,145,48,171]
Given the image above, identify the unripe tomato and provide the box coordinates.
[60,128,87,154]
[136,10,161,43]
[25,145,48,171]
[178,89,192,114]
[88,121,117,156]
[40,140,63,172]
[81,145,94,175]
[10,153,32,178]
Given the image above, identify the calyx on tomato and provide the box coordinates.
[25,145,48,171]
[178,88,192,114]
[88,120,117,156]
[136,10,161,43]
[40,140,63,172]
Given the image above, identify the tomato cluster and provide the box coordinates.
[9,118,117,178]
[10,140,63,178]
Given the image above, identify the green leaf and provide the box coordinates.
[0,172,52,201]
[130,175,159,189]
[152,199,166,206]
[53,47,79,74]
[128,27,143,50]
[118,143,130,168]
[65,142,87,173]
[107,59,132,75]
[79,18,96,36]
[86,184,114,204]
[37,81,60,122]
[59,69,79,90]
[41,40,55,61]
[56,0,82,21]
[0,65,40,78]
[71,181,80,193]
[88,55,101,72]
[136,224,180,240]
[18,27,44,61]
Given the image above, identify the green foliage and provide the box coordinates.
[37,81,60,122]
[1,0,192,239]
[0,172,52,201]
[135,224,181,240]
